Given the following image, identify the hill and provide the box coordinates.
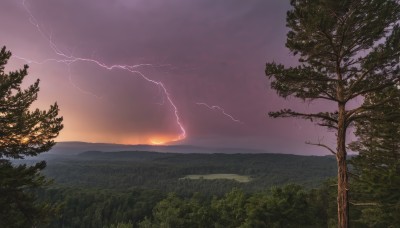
[46,141,274,156]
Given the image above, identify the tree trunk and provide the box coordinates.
[337,104,349,228]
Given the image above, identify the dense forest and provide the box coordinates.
[28,151,338,227]
[41,151,337,194]
[11,151,390,227]
[36,182,338,228]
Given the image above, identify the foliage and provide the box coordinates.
[245,185,312,227]
[265,0,400,226]
[37,188,164,228]
[211,189,247,227]
[0,46,63,227]
[13,147,395,228]
[150,193,212,228]
[0,160,56,227]
[32,167,396,227]
[0,47,63,159]
[139,184,331,228]
[38,152,336,195]
[22,152,339,227]
[349,86,400,227]
[109,221,134,228]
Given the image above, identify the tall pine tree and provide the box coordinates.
[265,1,400,227]
[349,86,400,226]
[0,46,63,227]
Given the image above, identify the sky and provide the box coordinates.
[0,0,346,155]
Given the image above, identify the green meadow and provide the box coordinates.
[181,173,252,183]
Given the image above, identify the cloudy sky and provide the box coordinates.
[0,0,345,155]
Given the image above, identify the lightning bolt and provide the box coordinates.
[13,55,104,99]
[16,0,186,141]
[196,102,243,124]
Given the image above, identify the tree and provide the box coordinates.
[211,188,247,228]
[243,184,316,228]
[265,1,400,227]
[0,46,63,226]
[109,221,134,228]
[349,86,400,226]
[141,193,212,228]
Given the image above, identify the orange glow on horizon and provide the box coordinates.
[150,139,166,145]
[117,135,181,145]
[57,125,182,145]
[149,135,180,145]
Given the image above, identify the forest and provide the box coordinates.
[41,151,337,194]
[11,150,395,227]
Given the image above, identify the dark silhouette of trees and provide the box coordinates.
[0,46,63,227]
[265,1,400,227]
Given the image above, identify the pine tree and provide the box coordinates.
[0,46,63,226]
[349,86,400,226]
[265,1,400,227]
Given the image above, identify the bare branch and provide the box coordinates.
[305,137,337,155]
[349,201,380,206]
[317,123,338,130]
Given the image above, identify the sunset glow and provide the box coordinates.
[149,135,180,145]
[150,139,166,145]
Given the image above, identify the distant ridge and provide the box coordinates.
[49,141,273,155]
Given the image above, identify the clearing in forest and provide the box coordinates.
[181,174,252,183]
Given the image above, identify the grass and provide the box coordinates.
[181,174,252,183]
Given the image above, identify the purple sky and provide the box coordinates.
[0,0,349,155]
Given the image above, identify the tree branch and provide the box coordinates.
[306,138,337,155]
[346,96,398,123]
[346,79,399,102]
[269,109,338,124]
[349,201,380,206]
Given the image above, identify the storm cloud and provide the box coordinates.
[0,0,340,154]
